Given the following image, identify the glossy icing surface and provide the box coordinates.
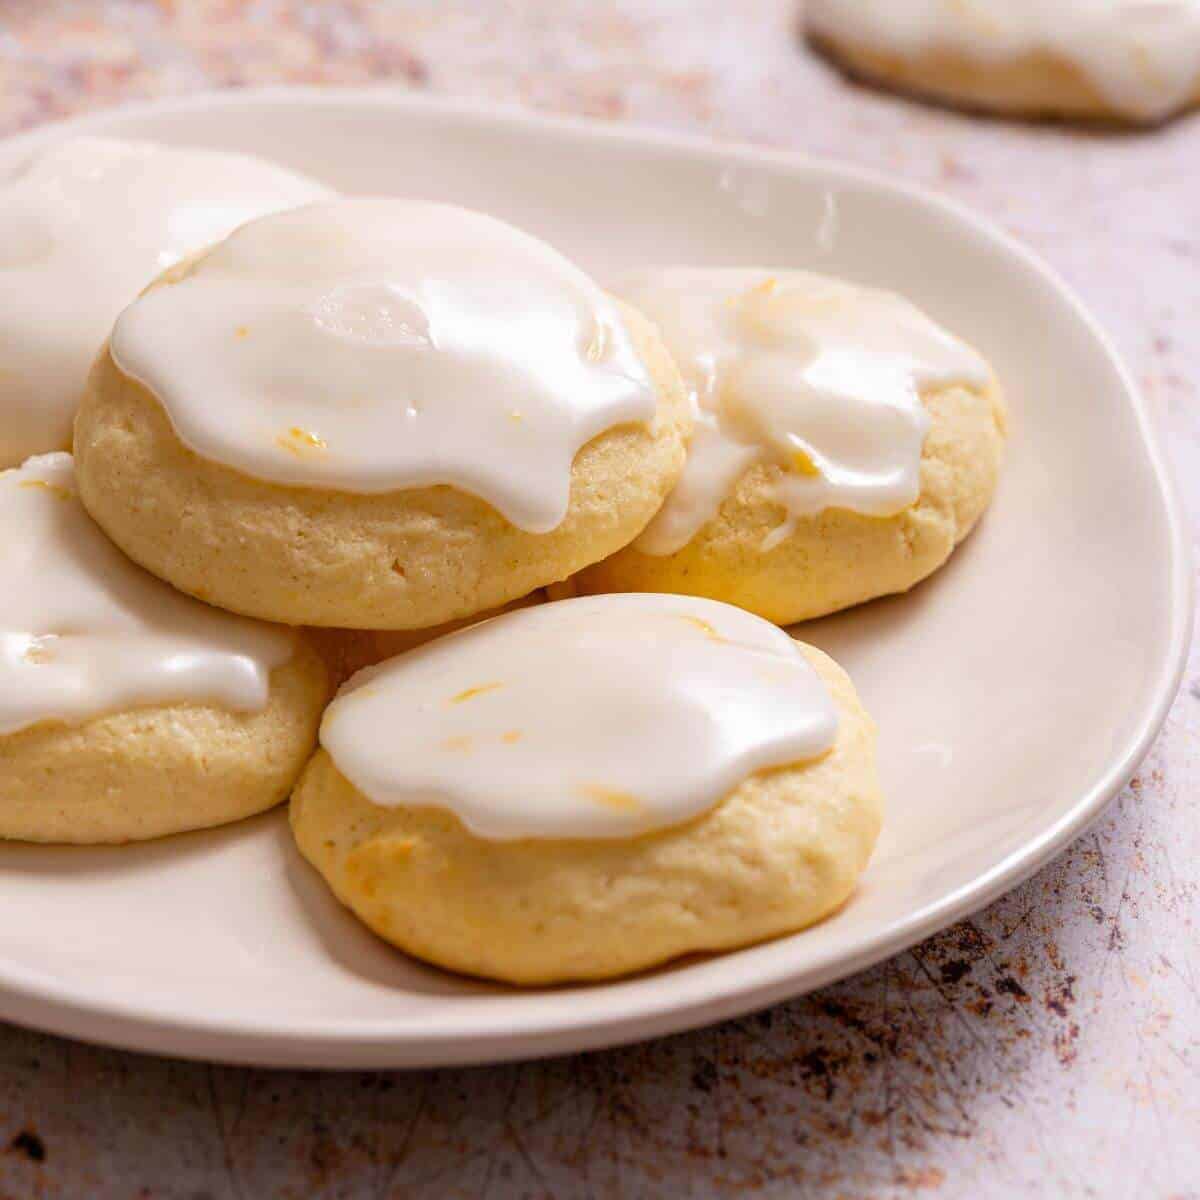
[0,137,331,467]
[806,0,1200,120]
[0,454,295,736]
[320,593,839,841]
[111,198,657,532]
[615,269,989,556]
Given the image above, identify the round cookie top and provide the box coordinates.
[111,198,658,533]
[806,0,1200,122]
[0,137,331,468]
[614,268,989,555]
[0,453,295,736]
[320,593,838,840]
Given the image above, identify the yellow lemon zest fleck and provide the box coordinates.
[509,409,524,422]
[276,427,327,456]
[790,448,820,477]
[501,730,523,744]
[747,277,778,302]
[585,324,608,363]
[441,735,473,753]
[235,325,250,339]
[450,682,503,704]
[18,479,72,499]
[580,784,643,813]
[681,615,724,642]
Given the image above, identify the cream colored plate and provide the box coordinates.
[0,90,1188,1068]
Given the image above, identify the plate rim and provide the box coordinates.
[0,86,1191,1068]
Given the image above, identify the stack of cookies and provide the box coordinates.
[0,137,1006,983]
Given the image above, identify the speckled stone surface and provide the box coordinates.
[0,3,1198,1197]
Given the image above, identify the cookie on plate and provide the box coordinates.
[575,269,1006,626]
[806,0,1200,125]
[0,454,327,844]
[0,136,330,468]
[290,593,881,984]
[75,199,689,630]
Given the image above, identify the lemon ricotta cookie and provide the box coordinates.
[290,593,882,984]
[0,136,331,468]
[0,454,327,844]
[75,198,689,630]
[576,269,1006,625]
[805,0,1200,125]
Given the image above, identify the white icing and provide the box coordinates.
[0,137,331,468]
[111,199,657,533]
[615,269,989,556]
[320,593,838,841]
[806,0,1200,120]
[0,454,295,736]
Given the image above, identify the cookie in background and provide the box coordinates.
[805,0,1200,125]
[0,137,331,468]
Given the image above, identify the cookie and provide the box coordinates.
[0,454,327,843]
[806,0,1200,125]
[576,269,1006,625]
[290,594,881,984]
[75,199,690,629]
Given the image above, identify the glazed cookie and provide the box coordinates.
[0,454,327,844]
[290,593,882,984]
[576,269,1006,626]
[75,199,690,630]
[806,0,1200,125]
[0,137,330,468]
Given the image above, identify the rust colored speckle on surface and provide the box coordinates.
[6,1131,46,1164]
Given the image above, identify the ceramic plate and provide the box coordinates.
[0,90,1189,1068]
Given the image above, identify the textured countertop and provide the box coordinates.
[1,3,1198,1197]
